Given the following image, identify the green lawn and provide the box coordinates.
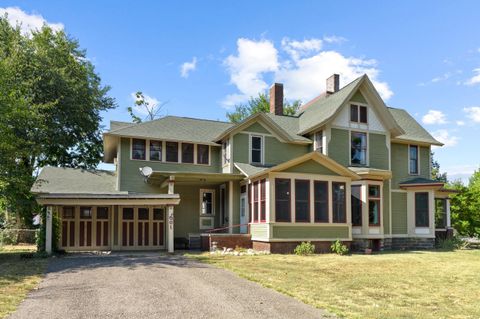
[191,250,480,319]
[0,245,48,319]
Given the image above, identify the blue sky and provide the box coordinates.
[1,1,479,182]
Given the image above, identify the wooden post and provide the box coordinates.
[167,176,175,253]
[228,181,233,234]
[45,206,53,254]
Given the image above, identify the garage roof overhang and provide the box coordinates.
[35,193,180,206]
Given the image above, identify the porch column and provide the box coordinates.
[167,176,175,253]
[45,206,53,254]
[228,181,233,234]
[446,199,451,228]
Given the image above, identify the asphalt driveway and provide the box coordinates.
[10,253,333,319]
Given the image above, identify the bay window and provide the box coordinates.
[368,185,381,226]
[332,182,346,223]
[351,185,362,226]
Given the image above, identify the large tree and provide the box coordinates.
[431,151,447,182]
[226,93,301,123]
[0,17,116,226]
[449,169,480,237]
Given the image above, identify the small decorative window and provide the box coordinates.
[132,139,146,160]
[409,145,419,175]
[96,207,109,219]
[166,141,179,162]
[251,135,263,164]
[123,208,134,220]
[138,208,149,220]
[153,208,164,221]
[63,206,75,219]
[314,131,323,153]
[351,132,367,166]
[181,143,194,163]
[350,104,368,123]
[150,140,162,161]
[80,207,92,219]
[368,185,381,226]
[197,144,209,165]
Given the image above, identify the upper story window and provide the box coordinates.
[132,139,146,160]
[409,145,419,175]
[149,140,162,161]
[350,104,368,123]
[197,144,209,165]
[250,135,263,164]
[166,142,179,162]
[181,143,194,163]
[314,131,323,153]
[222,140,230,165]
[351,132,367,166]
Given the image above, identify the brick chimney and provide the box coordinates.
[269,83,284,116]
[326,74,340,95]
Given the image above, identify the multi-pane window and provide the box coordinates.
[351,185,362,226]
[201,190,214,215]
[197,144,209,165]
[351,132,367,166]
[123,207,134,220]
[251,135,263,164]
[332,182,346,223]
[149,140,162,161]
[260,179,266,222]
[222,140,230,165]
[138,208,149,220]
[275,178,291,222]
[80,207,92,219]
[166,141,179,162]
[97,207,109,219]
[409,145,419,175]
[132,139,146,160]
[415,192,429,227]
[435,198,447,228]
[314,181,328,222]
[63,206,75,219]
[314,131,323,153]
[295,180,310,222]
[350,104,368,123]
[181,143,194,163]
[253,181,259,222]
[368,185,381,226]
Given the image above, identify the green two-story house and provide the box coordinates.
[32,74,454,253]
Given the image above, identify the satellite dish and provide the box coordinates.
[139,166,153,178]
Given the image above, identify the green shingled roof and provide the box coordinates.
[109,121,134,132]
[234,162,269,177]
[298,76,364,134]
[399,177,445,185]
[388,108,443,146]
[106,116,234,145]
[262,113,310,143]
[31,167,122,195]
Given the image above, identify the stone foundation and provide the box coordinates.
[389,237,435,250]
[252,240,351,254]
[351,239,384,252]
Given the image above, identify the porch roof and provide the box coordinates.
[147,170,245,186]
[399,177,445,189]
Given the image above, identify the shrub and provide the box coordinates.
[436,236,468,250]
[0,229,18,245]
[294,241,315,255]
[331,239,349,255]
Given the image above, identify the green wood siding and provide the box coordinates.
[243,122,270,134]
[350,91,367,104]
[383,182,390,234]
[119,138,221,193]
[328,128,349,167]
[232,133,249,163]
[250,223,269,239]
[283,160,339,175]
[230,182,241,234]
[392,192,408,234]
[391,143,431,189]
[369,133,389,170]
[272,225,349,239]
[264,136,309,166]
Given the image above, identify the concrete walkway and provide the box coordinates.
[10,253,334,319]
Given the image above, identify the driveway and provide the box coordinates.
[10,253,334,319]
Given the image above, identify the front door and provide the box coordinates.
[240,193,247,233]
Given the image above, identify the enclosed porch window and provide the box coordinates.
[332,182,346,223]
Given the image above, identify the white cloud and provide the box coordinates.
[223,38,279,104]
[0,7,63,34]
[463,106,480,123]
[222,37,392,106]
[465,68,480,86]
[180,57,197,78]
[456,120,465,126]
[130,92,159,116]
[431,129,459,148]
[422,110,447,125]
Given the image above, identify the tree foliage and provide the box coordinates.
[431,151,447,182]
[449,169,480,237]
[226,93,301,123]
[0,17,116,226]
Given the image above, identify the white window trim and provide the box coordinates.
[349,130,369,167]
[249,134,264,165]
[408,144,420,176]
[199,189,215,216]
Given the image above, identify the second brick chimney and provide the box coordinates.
[269,83,284,116]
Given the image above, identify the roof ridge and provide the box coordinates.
[155,115,232,124]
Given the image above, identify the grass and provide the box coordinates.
[190,250,480,319]
[0,245,48,319]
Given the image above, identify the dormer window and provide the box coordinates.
[350,104,368,124]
